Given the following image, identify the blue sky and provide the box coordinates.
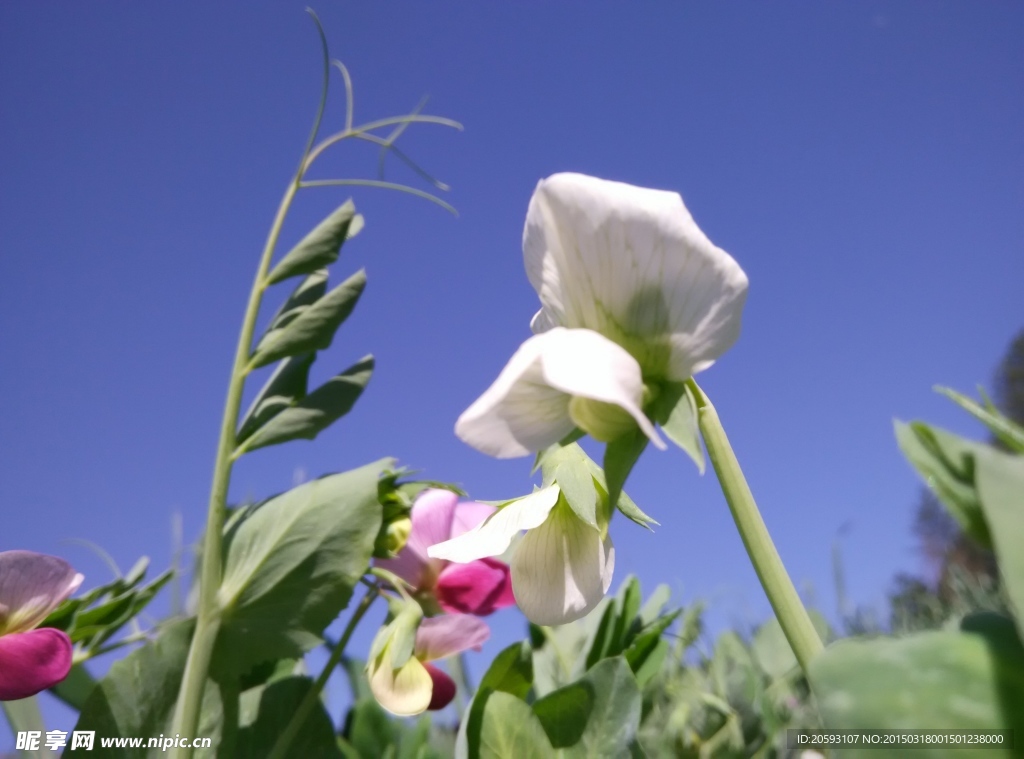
[2,1,1021,744]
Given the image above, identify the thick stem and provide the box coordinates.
[686,380,824,674]
[267,587,379,759]
[169,180,300,758]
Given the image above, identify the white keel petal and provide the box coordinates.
[510,503,615,626]
[428,486,560,564]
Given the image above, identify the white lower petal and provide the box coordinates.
[510,502,615,626]
[455,328,663,458]
[427,486,560,564]
[455,336,576,458]
[369,654,433,716]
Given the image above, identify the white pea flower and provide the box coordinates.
[428,486,613,626]
[456,172,748,458]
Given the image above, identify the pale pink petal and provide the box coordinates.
[376,489,459,588]
[406,490,459,560]
[435,558,515,616]
[414,614,490,662]
[450,502,497,539]
[0,551,83,635]
[424,662,457,711]
[0,628,73,700]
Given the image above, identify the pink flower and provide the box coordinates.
[0,551,82,701]
[376,489,515,616]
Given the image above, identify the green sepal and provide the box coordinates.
[646,381,705,473]
[603,427,649,514]
[266,199,364,285]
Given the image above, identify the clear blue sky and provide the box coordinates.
[2,1,1021,744]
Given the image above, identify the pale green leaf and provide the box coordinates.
[810,614,1024,758]
[478,692,553,759]
[213,459,390,679]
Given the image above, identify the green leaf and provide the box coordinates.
[2,697,49,759]
[810,615,1024,758]
[49,663,98,710]
[973,446,1024,630]
[751,617,797,680]
[479,692,554,758]
[541,442,656,529]
[344,698,397,759]
[71,570,172,650]
[250,268,366,370]
[267,199,364,285]
[462,642,535,759]
[213,459,390,679]
[71,619,221,757]
[623,609,681,687]
[937,386,1024,453]
[534,657,643,758]
[603,428,648,513]
[235,677,343,758]
[257,270,329,348]
[477,641,534,699]
[894,420,993,548]
[239,355,374,453]
[237,353,316,443]
[647,381,705,473]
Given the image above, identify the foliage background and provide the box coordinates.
[1,1,1021,747]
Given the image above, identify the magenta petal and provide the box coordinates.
[414,614,490,661]
[436,558,516,616]
[0,629,73,701]
[449,502,497,539]
[0,551,83,635]
[424,662,457,711]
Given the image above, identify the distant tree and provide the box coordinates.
[888,329,1023,632]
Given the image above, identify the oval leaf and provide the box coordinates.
[266,200,364,285]
[250,269,366,370]
[213,459,391,679]
[239,355,374,454]
[237,353,316,444]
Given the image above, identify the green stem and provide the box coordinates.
[169,179,301,758]
[686,379,824,674]
[267,587,379,759]
[3,697,54,759]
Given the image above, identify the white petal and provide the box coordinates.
[536,328,663,448]
[510,501,616,626]
[368,653,433,717]
[428,486,560,564]
[455,335,576,458]
[523,172,748,381]
[456,328,663,457]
